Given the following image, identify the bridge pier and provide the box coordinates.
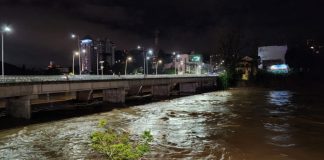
[179,82,198,95]
[103,88,125,104]
[200,80,215,90]
[7,96,31,119]
[76,90,93,102]
[152,84,170,98]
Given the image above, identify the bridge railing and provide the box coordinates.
[0,74,218,84]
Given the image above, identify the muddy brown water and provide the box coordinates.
[0,88,324,159]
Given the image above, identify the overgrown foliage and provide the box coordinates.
[90,119,153,160]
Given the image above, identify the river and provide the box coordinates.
[0,88,324,159]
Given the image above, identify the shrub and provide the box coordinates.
[90,119,153,160]
[217,70,231,89]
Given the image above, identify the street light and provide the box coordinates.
[197,64,202,75]
[147,49,153,74]
[173,52,179,75]
[1,25,12,79]
[155,59,162,75]
[175,54,181,74]
[72,51,79,75]
[137,45,146,75]
[124,56,132,75]
[71,33,81,75]
[137,46,153,75]
[99,61,104,76]
[148,49,153,55]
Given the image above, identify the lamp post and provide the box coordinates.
[155,60,162,75]
[96,48,99,75]
[71,33,81,75]
[176,54,180,75]
[99,61,104,76]
[124,56,132,75]
[72,51,79,75]
[147,49,153,74]
[172,52,176,74]
[137,45,145,75]
[137,46,153,75]
[1,26,11,79]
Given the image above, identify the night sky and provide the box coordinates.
[0,0,323,67]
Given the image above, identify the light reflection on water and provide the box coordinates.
[0,89,324,159]
[268,91,292,106]
[264,91,296,152]
[128,91,234,159]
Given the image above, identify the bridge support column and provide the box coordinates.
[7,96,31,119]
[76,90,93,102]
[152,84,170,98]
[103,88,125,104]
[201,80,215,90]
[179,82,198,95]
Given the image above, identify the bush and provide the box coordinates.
[90,119,153,160]
[217,71,230,89]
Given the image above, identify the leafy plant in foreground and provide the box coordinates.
[90,119,153,160]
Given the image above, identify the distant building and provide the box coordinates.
[307,39,322,54]
[80,36,116,74]
[80,36,93,73]
[93,38,116,74]
[163,52,204,74]
[236,56,255,80]
[47,61,69,74]
[258,45,288,70]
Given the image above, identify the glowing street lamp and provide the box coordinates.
[148,49,153,55]
[137,45,146,75]
[1,25,12,78]
[71,33,81,75]
[146,49,153,74]
[124,56,132,75]
[72,51,79,75]
[155,59,162,75]
[173,52,180,74]
[99,61,104,76]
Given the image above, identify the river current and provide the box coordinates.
[0,88,323,159]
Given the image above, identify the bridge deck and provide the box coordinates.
[0,74,218,84]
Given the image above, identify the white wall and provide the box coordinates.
[258,45,288,68]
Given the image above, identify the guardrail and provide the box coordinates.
[0,74,218,84]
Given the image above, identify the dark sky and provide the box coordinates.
[0,0,323,67]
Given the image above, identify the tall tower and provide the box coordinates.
[154,29,160,57]
[80,35,93,73]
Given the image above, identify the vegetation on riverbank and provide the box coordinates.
[90,119,153,160]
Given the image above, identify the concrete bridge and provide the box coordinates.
[0,75,218,119]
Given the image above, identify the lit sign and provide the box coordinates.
[269,64,289,73]
[81,39,92,44]
[189,55,201,62]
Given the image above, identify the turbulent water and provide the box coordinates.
[0,88,324,159]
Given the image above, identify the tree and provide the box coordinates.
[216,28,246,70]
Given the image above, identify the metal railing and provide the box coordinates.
[0,74,218,84]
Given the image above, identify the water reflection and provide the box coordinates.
[265,91,296,149]
[0,89,324,159]
[128,91,235,158]
[268,91,292,106]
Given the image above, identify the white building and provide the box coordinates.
[163,53,205,74]
[258,45,288,70]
